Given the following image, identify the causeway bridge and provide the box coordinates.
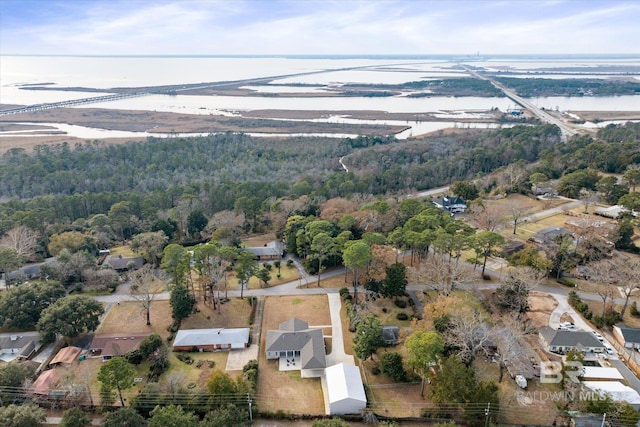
[0,91,150,116]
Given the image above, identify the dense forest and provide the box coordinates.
[494,77,640,97]
[0,123,639,252]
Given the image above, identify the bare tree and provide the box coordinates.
[0,225,40,260]
[565,217,614,262]
[490,313,532,383]
[579,188,599,214]
[591,257,640,318]
[616,258,640,318]
[445,311,492,364]
[509,205,531,235]
[130,265,160,325]
[494,267,545,315]
[589,260,617,317]
[419,252,475,296]
[467,202,507,232]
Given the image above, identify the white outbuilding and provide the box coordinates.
[583,381,640,410]
[323,363,367,415]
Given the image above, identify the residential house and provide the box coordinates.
[173,328,250,352]
[432,196,467,213]
[265,318,326,378]
[323,363,367,415]
[381,326,400,346]
[103,254,144,271]
[539,327,606,354]
[242,241,285,261]
[529,227,572,246]
[612,325,640,349]
[89,333,150,360]
[0,332,41,363]
[5,258,57,282]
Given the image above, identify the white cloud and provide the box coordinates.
[1,0,638,55]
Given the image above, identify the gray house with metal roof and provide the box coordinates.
[0,332,41,363]
[613,325,640,349]
[242,241,285,261]
[539,327,606,354]
[266,318,326,378]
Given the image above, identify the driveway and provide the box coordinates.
[325,293,354,366]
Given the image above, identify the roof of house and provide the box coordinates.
[103,255,144,270]
[0,332,40,351]
[325,363,367,406]
[31,369,58,396]
[614,325,640,344]
[432,196,467,208]
[540,327,605,349]
[595,205,626,219]
[90,333,150,357]
[531,227,572,244]
[583,381,640,405]
[173,328,250,348]
[582,367,624,380]
[265,318,326,370]
[242,241,285,258]
[49,346,82,366]
[381,326,400,343]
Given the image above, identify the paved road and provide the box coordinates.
[460,64,580,141]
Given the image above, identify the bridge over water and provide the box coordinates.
[0,92,150,116]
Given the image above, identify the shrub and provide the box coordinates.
[286,259,294,268]
[394,299,407,308]
[168,320,180,333]
[124,349,143,365]
[382,307,387,313]
[264,263,272,271]
[557,278,576,287]
[396,312,409,321]
[339,287,350,299]
[176,353,193,364]
[371,366,381,375]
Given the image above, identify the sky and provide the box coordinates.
[0,0,638,56]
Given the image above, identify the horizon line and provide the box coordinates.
[2,53,639,59]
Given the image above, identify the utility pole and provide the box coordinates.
[247,393,253,422]
[600,413,606,427]
[484,402,491,427]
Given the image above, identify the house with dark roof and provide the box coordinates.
[89,333,150,360]
[103,254,144,271]
[529,227,573,246]
[612,325,640,349]
[0,332,41,363]
[242,241,285,261]
[265,318,326,378]
[173,328,250,352]
[539,327,606,354]
[381,326,400,346]
[432,196,467,213]
[5,258,57,282]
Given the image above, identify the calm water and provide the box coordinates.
[1,55,639,139]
